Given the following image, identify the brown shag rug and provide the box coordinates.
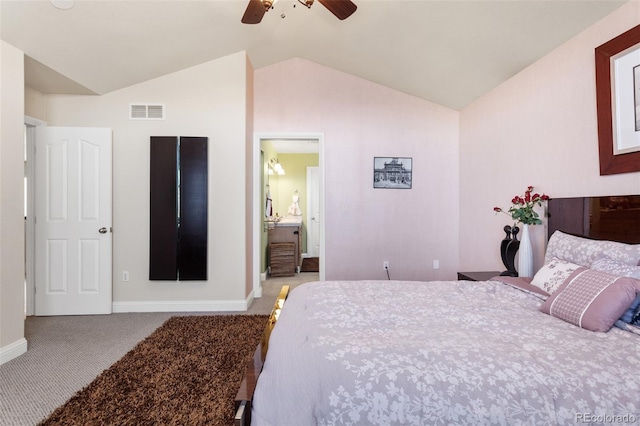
[39,315,268,426]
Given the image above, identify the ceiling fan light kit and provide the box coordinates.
[241,0,356,24]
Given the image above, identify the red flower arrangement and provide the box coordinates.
[493,186,549,225]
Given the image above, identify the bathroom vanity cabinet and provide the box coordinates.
[268,218,302,276]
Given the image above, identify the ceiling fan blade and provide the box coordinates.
[317,0,357,20]
[242,0,267,24]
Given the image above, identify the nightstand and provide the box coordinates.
[457,271,501,281]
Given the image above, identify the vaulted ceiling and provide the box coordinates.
[0,0,627,110]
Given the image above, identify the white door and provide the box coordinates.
[306,166,320,258]
[35,127,112,315]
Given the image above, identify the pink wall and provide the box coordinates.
[459,1,640,274]
[255,58,460,281]
[257,2,640,281]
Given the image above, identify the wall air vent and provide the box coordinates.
[130,104,165,120]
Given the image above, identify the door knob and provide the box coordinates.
[99,227,108,234]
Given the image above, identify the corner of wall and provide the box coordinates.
[24,86,48,122]
[245,53,255,298]
[0,40,26,352]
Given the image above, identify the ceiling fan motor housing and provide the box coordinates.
[242,0,356,24]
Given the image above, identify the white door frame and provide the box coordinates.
[252,132,325,298]
[24,115,46,316]
[306,166,320,258]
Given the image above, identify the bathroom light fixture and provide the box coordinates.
[269,158,285,175]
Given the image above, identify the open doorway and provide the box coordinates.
[23,118,114,316]
[252,133,325,299]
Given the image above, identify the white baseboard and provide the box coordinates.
[260,271,267,281]
[112,298,251,313]
[246,288,256,305]
[0,338,28,365]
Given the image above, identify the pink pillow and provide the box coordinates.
[539,267,640,332]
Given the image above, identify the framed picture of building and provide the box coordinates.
[373,157,412,189]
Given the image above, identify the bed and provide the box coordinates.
[240,195,640,426]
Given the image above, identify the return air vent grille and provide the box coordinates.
[130,104,165,120]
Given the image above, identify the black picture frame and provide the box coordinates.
[373,157,413,189]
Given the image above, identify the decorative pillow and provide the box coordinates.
[618,295,640,324]
[544,231,640,267]
[590,257,640,324]
[531,258,581,294]
[539,268,640,332]
[590,257,640,279]
[614,320,640,336]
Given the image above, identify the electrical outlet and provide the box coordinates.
[122,271,129,282]
[433,260,440,270]
[383,261,389,271]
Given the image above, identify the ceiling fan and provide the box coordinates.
[242,0,357,24]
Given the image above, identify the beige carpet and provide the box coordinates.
[0,273,318,426]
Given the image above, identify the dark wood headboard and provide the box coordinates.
[547,195,640,244]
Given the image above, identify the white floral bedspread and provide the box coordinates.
[251,280,640,426]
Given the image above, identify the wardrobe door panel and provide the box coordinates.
[149,136,178,280]
[178,137,208,280]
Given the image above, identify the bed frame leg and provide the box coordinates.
[235,400,250,426]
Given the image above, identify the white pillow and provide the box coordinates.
[531,257,582,294]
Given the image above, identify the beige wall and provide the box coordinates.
[255,58,461,281]
[459,1,640,274]
[45,51,254,309]
[24,86,47,121]
[271,153,318,219]
[0,40,26,361]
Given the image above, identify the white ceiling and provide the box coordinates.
[0,0,628,110]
